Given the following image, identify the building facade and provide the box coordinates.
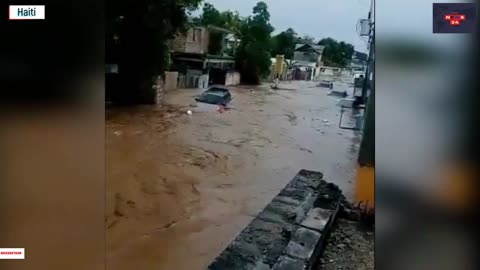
[291,44,325,80]
[292,44,324,66]
[168,25,240,88]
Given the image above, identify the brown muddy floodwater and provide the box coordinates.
[106,80,361,270]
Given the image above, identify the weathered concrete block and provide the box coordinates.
[297,169,323,179]
[300,208,332,232]
[295,192,319,224]
[207,170,342,270]
[273,195,302,207]
[164,71,178,91]
[285,228,321,260]
[208,243,257,270]
[272,256,307,270]
[243,219,292,266]
[258,199,299,225]
[257,210,288,225]
[278,186,311,202]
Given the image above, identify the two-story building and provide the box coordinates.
[293,44,324,65]
[291,43,324,80]
[168,25,240,88]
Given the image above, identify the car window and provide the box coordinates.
[208,88,228,92]
[204,92,225,97]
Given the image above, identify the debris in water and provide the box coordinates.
[186,110,193,115]
[322,119,329,123]
[299,147,313,154]
[114,131,122,136]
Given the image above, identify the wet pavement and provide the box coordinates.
[106,79,361,270]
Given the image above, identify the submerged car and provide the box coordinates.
[195,86,232,106]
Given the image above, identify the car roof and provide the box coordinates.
[208,85,229,91]
[203,90,229,96]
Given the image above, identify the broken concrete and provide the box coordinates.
[285,227,321,259]
[318,81,333,89]
[272,256,307,270]
[300,208,332,233]
[206,170,344,270]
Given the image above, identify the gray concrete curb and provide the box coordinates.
[207,170,343,270]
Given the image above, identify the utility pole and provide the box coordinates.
[354,0,375,210]
[359,2,374,106]
[358,0,375,166]
[358,56,374,165]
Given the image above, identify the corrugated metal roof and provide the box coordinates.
[295,43,324,53]
[291,60,317,67]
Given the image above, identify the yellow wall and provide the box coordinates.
[355,165,375,209]
[274,55,285,76]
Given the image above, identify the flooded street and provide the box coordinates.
[106,80,361,270]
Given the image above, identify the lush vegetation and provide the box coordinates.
[235,2,275,84]
[106,0,359,103]
[195,3,244,55]
[318,38,355,68]
[195,2,274,84]
[106,0,202,103]
[271,28,298,59]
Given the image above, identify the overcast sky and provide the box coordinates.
[198,0,372,53]
[375,0,471,48]
[198,0,473,53]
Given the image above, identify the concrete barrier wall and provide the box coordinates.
[176,72,209,89]
[154,76,164,104]
[225,71,241,86]
[198,74,209,89]
[233,72,240,85]
[225,73,233,86]
[207,170,343,270]
[164,71,178,91]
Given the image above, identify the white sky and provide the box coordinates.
[198,0,372,53]
[375,0,471,49]
[198,0,474,53]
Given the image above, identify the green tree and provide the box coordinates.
[236,2,274,84]
[318,38,355,67]
[199,3,223,25]
[271,28,297,59]
[196,3,245,55]
[198,3,243,32]
[106,0,201,104]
